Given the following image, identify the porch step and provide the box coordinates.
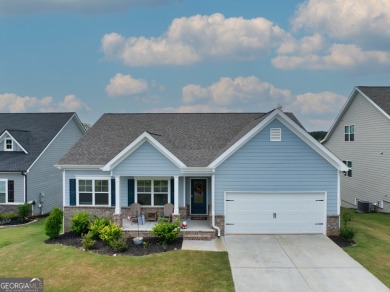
[190,215,208,220]
[181,230,216,241]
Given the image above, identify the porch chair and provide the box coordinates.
[127,203,142,224]
[159,203,174,222]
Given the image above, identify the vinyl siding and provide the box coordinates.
[324,92,390,210]
[112,141,181,177]
[215,119,338,215]
[0,173,24,203]
[28,117,84,214]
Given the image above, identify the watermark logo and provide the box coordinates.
[0,278,44,292]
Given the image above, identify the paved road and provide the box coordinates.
[225,235,389,292]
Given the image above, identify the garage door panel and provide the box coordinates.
[225,192,325,234]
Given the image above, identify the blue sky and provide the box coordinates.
[1,0,390,131]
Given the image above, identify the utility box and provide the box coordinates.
[357,200,371,213]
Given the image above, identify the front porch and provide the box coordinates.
[123,217,216,240]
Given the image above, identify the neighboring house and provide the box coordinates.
[0,113,85,215]
[323,86,390,213]
[57,109,347,236]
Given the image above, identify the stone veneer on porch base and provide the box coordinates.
[0,205,19,213]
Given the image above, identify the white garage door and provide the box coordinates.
[225,192,326,234]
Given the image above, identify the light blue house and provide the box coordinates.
[57,109,347,236]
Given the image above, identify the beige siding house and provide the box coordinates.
[323,86,390,213]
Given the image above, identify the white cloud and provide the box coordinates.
[292,0,390,43]
[101,13,289,66]
[273,43,390,70]
[106,73,148,97]
[0,93,89,112]
[182,76,293,109]
[0,0,178,15]
[291,91,346,115]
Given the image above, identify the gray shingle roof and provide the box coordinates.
[357,86,390,115]
[0,113,75,171]
[59,112,303,167]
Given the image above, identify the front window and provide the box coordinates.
[136,179,169,206]
[5,139,12,151]
[0,180,6,203]
[344,125,354,141]
[78,179,109,206]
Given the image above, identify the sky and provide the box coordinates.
[1,0,390,131]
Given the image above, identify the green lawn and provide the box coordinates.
[0,220,234,291]
[343,210,390,288]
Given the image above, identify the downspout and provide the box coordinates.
[211,173,221,237]
[22,171,27,203]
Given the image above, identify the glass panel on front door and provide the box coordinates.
[191,179,207,215]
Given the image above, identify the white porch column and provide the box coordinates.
[114,176,121,215]
[174,176,179,215]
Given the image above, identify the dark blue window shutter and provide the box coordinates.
[170,178,174,204]
[111,179,116,207]
[8,180,14,203]
[128,179,135,206]
[69,179,76,206]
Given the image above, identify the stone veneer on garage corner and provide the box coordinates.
[327,215,340,236]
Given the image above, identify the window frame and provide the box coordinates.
[344,125,354,142]
[4,138,13,151]
[76,177,111,206]
[135,178,170,207]
[343,160,352,177]
[0,179,8,204]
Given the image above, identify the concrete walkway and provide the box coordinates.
[182,237,226,252]
[225,235,389,292]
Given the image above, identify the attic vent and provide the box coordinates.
[270,128,281,141]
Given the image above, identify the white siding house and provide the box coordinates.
[323,86,390,213]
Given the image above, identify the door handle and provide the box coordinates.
[273,213,276,219]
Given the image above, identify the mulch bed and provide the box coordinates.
[45,232,183,256]
[328,236,356,248]
[0,217,35,226]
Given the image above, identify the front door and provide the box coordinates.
[191,179,207,214]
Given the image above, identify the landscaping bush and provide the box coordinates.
[89,216,111,239]
[109,235,128,252]
[339,226,357,241]
[81,231,96,250]
[71,212,90,235]
[45,207,63,239]
[151,219,181,245]
[18,203,32,222]
[0,212,19,221]
[99,221,124,244]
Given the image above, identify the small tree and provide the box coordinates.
[339,209,357,241]
[45,208,63,239]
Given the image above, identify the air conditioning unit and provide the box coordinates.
[357,200,371,213]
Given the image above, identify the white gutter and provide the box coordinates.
[211,173,221,237]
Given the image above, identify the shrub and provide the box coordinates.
[339,226,357,241]
[82,231,96,250]
[71,212,90,235]
[18,203,32,222]
[89,216,111,239]
[151,219,181,245]
[109,235,128,252]
[0,212,19,221]
[99,221,124,244]
[45,208,63,239]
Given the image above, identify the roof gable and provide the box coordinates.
[0,113,78,171]
[0,130,29,153]
[322,86,390,143]
[209,109,348,171]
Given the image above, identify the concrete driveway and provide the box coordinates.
[225,235,388,292]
